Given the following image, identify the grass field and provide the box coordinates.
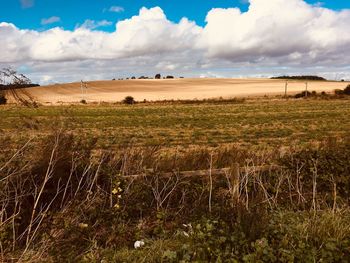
[1,99,349,148]
[1,97,350,262]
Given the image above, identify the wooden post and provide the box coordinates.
[80,80,84,100]
[284,81,288,99]
[305,82,308,98]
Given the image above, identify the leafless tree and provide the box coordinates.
[0,67,37,107]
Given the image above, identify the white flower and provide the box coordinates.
[134,240,145,249]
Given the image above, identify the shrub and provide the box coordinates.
[0,92,7,105]
[80,99,87,104]
[344,85,350,95]
[335,89,344,95]
[123,96,135,105]
[166,76,174,79]
[155,74,161,79]
[294,91,312,98]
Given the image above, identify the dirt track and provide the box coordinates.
[10,78,349,104]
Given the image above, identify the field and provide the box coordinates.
[1,96,350,262]
[1,99,349,148]
[11,78,349,104]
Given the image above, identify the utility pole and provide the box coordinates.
[305,82,308,98]
[81,80,88,100]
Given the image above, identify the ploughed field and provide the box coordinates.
[1,99,349,148]
[12,78,349,104]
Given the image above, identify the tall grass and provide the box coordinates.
[0,130,350,261]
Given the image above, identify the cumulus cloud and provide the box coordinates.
[41,16,61,25]
[2,0,350,83]
[0,7,201,63]
[200,0,350,65]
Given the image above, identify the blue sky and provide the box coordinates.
[0,0,349,31]
[1,0,350,83]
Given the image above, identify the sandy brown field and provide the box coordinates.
[12,78,349,104]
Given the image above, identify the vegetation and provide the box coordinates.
[271,75,327,81]
[0,99,348,148]
[122,96,135,105]
[0,98,349,262]
[335,85,350,95]
[0,91,7,105]
[345,85,350,95]
[0,67,38,107]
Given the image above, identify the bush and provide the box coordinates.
[0,92,7,105]
[344,85,350,95]
[166,76,174,79]
[80,99,87,104]
[155,74,161,79]
[294,91,312,98]
[335,89,344,95]
[123,96,135,105]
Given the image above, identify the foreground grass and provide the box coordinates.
[0,99,349,148]
[1,98,350,262]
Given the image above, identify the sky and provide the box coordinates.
[1,0,350,84]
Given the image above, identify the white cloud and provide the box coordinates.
[41,16,61,25]
[20,0,34,8]
[2,1,350,83]
[109,6,124,13]
[77,19,113,30]
[200,0,350,65]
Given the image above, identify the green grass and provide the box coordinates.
[1,99,349,148]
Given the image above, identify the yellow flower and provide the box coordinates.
[114,203,120,209]
[78,223,88,229]
[112,188,118,195]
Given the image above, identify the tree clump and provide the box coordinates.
[271,75,326,81]
[123,96,135,105]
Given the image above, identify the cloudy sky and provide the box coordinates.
[0,0,350,84]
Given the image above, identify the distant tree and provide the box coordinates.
[271,75,326,81]
[131,76,136,80]
[123,96,135,105]
[155,74,161,79]
[166,75,174,79]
